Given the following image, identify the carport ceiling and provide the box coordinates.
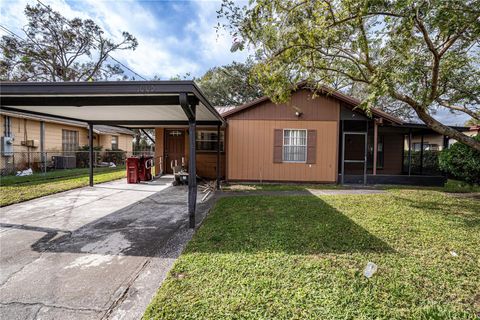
[0,81,225,127]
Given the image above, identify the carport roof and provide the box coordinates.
[0,81,225,127]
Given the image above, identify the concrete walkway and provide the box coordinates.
[0,179,214,320]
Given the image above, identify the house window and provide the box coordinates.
[412,143,422,151]
[283,129,307,162]
[195,130,224,152]
[3,116,11,137]
[62,129,79,152]
[111,136,119,150]
[413,142,439,151]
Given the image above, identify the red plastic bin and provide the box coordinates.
[126,157,140,184]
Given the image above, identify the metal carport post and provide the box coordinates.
[179,93,198,228]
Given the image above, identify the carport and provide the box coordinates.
[0,81,225,228]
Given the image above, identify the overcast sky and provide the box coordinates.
[0,0,471,125]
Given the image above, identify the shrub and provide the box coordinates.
[102,149,126,166]
[439,135,480,184]
[76,145,103,168]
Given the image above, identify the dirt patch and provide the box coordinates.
[226,185,257,191]
[450,193,480,201]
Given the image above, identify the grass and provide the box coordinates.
[0,166,125,186]
[223,179,480,194]
[144,190,480,319]
[443,179,480,193]
[0,167,126,206]
[222,183,343,191]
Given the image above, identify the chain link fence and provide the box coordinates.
[1,150,154,176]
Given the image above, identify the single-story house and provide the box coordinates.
[1,81,472,227]
[0,81,470,186]
[153,84,469,185]
[1,110,134,173]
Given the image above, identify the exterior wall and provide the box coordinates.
[228,89,339,121]
[227,120,338,182]
[98,134,133,152]
[44,122,89,151]
[154,127,226,179]
[378,133,404,175]
[225,89,340,183]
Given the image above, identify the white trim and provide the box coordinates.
[282,129,307,163]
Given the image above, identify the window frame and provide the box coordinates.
[195,130,225,152]
[282,129,308,163]
[111,135,119,150]
[62,129,79,152]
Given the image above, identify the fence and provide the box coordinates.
[1,150,155,176]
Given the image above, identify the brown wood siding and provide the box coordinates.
[380,133,403,174]
[227,120,338,182]
[154,127,226,179]
[196,153,226,179]
[227,89,339,121]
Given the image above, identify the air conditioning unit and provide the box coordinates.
[1,136,14,156]
[21,140,39,148]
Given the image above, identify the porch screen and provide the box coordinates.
[283,129,307,162]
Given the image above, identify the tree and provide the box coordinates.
[196,59,263,106]
[219,0,480,151]
[465,118,480,126]
[0,4,138,81]
[439,134,480,184]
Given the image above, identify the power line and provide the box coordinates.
[34,0,148,80]
[0,24,24,40]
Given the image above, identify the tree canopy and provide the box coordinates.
[0,4,138,81]
[219,0,480,150]
[196,59,263,106]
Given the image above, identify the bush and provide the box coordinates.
[102,149,126,165]
[439,135,480,184]
[76,145,103,168]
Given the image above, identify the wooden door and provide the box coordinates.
[165,129,185,174]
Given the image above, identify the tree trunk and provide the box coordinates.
[414,106,480,151]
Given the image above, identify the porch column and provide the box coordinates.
[407,128,412,176]
[180,93,197,229]
[373,120,378,175]
[420,134,424,175]
[88,123,94,187]
[216,124,221,189]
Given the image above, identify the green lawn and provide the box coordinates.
[144,190,480,319]
[0,167,126,206]
[223,180,480,193]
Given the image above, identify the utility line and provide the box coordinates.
[34,0,148,80]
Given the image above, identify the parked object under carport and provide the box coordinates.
[126,156,154,184]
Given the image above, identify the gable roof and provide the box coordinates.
[221,83,404,125]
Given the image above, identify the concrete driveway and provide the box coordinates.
[0,178,213,320]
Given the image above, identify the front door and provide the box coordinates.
[165,129,185,174]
